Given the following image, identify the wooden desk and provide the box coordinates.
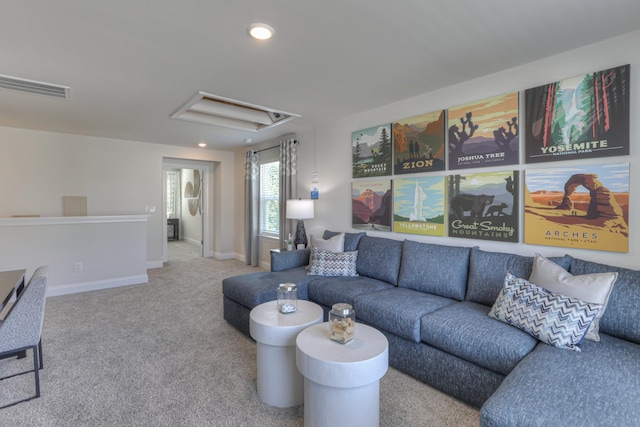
[0,269,26,314]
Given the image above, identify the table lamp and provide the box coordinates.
[286,199,314,249]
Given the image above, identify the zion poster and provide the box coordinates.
[524,163,629,252]
[448,170,519,243]
[524,64,630,163]
[352,180,392,232]
[448,92,520,170]
[393,176,446,236]
[393,110,445,175]
[352,124,392,178]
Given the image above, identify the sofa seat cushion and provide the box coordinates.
[466,248,572,306]
[481,334,640,427]
[421,301,537,376]
[397,240,472,300]
[222,266,310,309]
[307,275,393,308]
[354,288,456,343]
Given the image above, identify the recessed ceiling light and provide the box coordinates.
[248,23,274,40]
[198,142,207,147]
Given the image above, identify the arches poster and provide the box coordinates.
[524,163,629,252]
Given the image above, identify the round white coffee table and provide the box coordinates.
[296,322,389,427]
[249,300,323,407]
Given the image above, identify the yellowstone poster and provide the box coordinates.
[393,176,446,236]
[352,124,392,178]
[524,163,629,252]
[524,64,630,163]
[448,92,520,170]
[447,171,519,242]
[352,180,392,232]
[393,110,445,175]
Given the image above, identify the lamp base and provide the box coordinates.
[294,219,308,248]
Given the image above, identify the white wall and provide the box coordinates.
[0,127,236,270]
[290,30,640,270]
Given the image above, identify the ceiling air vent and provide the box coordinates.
[171,92,300,132]
[0,74,70,99]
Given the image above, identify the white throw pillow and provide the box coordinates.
[310,233,345,252]
[529,253,617,342]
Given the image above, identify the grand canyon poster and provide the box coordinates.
[352,124,392,178]
[448,170,519,243]
[352,180,392,232]
[524,163,629,252]
[448,92,520,170]
[524,64,630,163]
[393,176,446,236]
[393,110,445,175]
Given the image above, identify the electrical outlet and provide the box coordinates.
[74,262,83,272]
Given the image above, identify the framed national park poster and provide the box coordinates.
[524,163,629,252]
[352,124,392,178]
[352,180,392,232]
[448,92,519,170]
[393,110,445,175]
[524,64,630,163]
[393,176,446,236]
[448,170,519,242]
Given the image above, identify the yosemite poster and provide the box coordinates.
[524,163,629,252]
[352,180,392,232]
[352,124,392,178]
[448,171,519,242]
[524,64,630,163]
[448,92,520,170]
[393,110,445,175]
[393,176,446,236]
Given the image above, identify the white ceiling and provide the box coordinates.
[2,1,640,150]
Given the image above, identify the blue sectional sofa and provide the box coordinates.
[222,232,640,426]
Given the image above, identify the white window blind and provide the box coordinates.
[259,161,280,236]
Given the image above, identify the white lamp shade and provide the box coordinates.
[286,199,314,219]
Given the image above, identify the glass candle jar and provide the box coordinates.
[277,283,297,314]
[329,303,355,343]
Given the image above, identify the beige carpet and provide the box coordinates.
[0,241,480,426]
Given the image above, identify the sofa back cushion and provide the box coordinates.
[466,248,572,306]
[569,258,640,344]
[323,230,366,251]
[398,240,471,300]
[356,235,403,286]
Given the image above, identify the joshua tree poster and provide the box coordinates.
[352,124,392,178]
[393,176,446,236]
[448,92,519,170]
[524,64,630,163]
[352,180,392,232]
[448,170,519,242]
[524,163,629,252]
[393,110,445,175]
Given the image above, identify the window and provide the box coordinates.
[259,161,280,236]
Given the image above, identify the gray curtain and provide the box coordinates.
[244,150,260,266]
[279,139,298,246]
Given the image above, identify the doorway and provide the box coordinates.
[162,159,215,263]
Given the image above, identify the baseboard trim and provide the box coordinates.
[47,274,149,297]
[147,260,163,269]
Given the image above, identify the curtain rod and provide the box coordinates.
[252,139,298,154]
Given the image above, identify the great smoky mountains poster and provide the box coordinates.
[448,92,519,170]
[448,171,519,243]
[524,163,629,252]
[524,64,630,163]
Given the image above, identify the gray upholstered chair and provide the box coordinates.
[0,266,48,408]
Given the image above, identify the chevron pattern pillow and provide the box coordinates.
[489,272,603,352]
[308,248,358,277]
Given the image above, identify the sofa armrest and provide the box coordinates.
[271,249,310,272]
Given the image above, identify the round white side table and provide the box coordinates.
[249,300,323,407]
[296,322,389,427]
